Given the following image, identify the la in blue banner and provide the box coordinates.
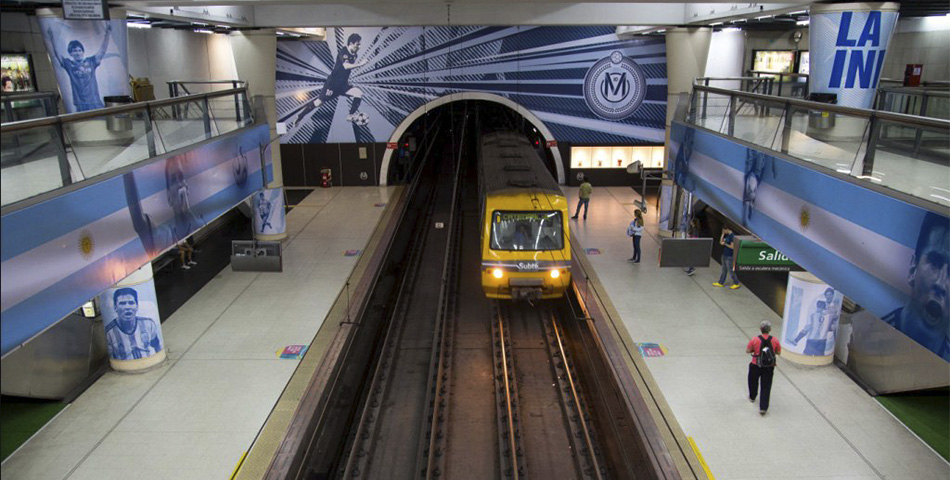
[809,2,899,109]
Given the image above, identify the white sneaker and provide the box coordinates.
[181,265,191,270]
[345,113,357,122]
[188,261,197,265]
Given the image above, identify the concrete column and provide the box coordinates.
[663,27,711,235]
[252,187,287,241]
[664,27,713,149]
[98,263,167,372]
[704,29,746,90]
[780,272,844,366]
[231,29,283,188]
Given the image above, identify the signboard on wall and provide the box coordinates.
[736,240,802,272]
[276,26,668,145]
[62,0,110,20]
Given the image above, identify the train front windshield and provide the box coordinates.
[490,211,564,251]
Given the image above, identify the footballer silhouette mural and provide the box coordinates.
[276,26,668,144]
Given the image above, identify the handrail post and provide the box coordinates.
[913,92,928,156]
[702,78,709,120]
[233,81,242,124]
[53,122,72,187]
[203,96,212,138]
[780,102,793,154]
[862,115,880,176]
[144,106,158,157]
[727,94,736,136]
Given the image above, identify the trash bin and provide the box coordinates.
[806,93,837,129]
[104,95,134,132]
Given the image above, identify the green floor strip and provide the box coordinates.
[876,390,949,462]
[1,396,68,462]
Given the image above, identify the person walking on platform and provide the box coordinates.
[713,226,740,289]
[571,176,592,220]
[627,209,644,263]
[747,321,781,415]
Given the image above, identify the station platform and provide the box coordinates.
[2,185,947,480]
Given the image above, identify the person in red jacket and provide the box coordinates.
[746,320,781,415]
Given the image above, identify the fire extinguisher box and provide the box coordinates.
[903,64,923,87]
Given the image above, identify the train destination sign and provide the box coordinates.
[736,240,802,272]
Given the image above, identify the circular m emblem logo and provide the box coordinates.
[583,51,647,120]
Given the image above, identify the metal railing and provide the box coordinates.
[168,80,248,124]
[748,71,810,98]
[1,91,60,124]
[1,87,252,208]
[687,84,950,208]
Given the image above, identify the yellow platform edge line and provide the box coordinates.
[687,436,715,480]
[230,451,248,480]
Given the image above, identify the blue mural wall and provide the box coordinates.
[0,125,272,355]
[671,122,950,361]
[277,26,667,144]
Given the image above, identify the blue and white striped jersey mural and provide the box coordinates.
[671,122,950,362]
[276,26,667,144]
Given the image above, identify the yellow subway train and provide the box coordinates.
[478,131,571,300]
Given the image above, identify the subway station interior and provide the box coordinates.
[1,0,949,478]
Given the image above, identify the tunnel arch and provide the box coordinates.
[379,92,565,186]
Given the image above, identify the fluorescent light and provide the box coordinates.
[755,15,773,20]
[194,29,214,34]
[797,20,810,26]
[722,28,742,33]
[127,22,151,29]
[790,10,807,15]
[930,194,950,203]
[655,29,666,34]
[710,22,723,26]
[836,168,851,174]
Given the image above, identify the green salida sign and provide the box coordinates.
[736,241,802,272]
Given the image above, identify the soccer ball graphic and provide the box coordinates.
[352,112,369,126]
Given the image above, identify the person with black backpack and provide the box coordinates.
[746,320,781,415]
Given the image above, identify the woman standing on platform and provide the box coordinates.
[627,209,644,263]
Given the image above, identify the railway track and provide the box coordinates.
[285,109,686,480]
[491,302,607,479]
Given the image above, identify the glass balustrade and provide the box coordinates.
[687,84,950,208]
[0,88,252,208]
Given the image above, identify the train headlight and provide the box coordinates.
[492,268,504,279]
[550,269,560,279]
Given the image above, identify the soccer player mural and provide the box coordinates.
[40,17,129,114]
[276,27,668,145]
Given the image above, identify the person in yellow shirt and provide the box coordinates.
[571,176,592,220]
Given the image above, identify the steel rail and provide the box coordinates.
[339,124,445,479]
[420,111,468,480]
[546,311,604,480]
[496,312,520,480]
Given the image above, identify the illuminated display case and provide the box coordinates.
[571,145,665,169]
[1,53,37,93]
[797,51,810,75]
[752,50,796,74]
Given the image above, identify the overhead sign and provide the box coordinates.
[62,0,109,20]
[737,240,802,272]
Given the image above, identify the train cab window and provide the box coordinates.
[491,211,563,251]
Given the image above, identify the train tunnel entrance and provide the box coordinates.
[381,94,565,186]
